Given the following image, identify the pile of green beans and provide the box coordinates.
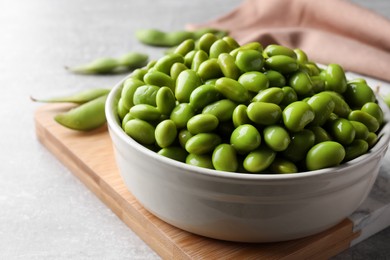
[66,51,149,75]
[117,34,386,174]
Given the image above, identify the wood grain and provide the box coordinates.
[34,104,360,259]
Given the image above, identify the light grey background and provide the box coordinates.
[1,0,389,259]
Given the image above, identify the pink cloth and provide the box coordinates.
[187,0,390,82]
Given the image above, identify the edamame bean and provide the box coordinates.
[289,71,313,96]
[130,68,148,81]
[173,39,195,56]
[170,103,195,129]
[252,87,284,104]
[247,102,282,125]
[187,114,219,134]
[222,36,240,50]
[348,110,380,132]
[54,95,107,131]
[265,55,299,74]
[124,118,155,145]
[191,50,209,71]
[154,53,184,75]
[197,58,223,81]
[212,144,238,172]
[361,102,384,125]
[117,98,129,120]
[264,44,297,59]
[230,42,263,58]
[235,49,264,72]
[130,104,161,122]
[197,33,218,54]
[230,124,261,154]
[309,126,332,144]
[202,99,237,122]
[327,118,356,145]
[178,129,194,148]
[218,53,241,80]
[324,64,347,93]
[156,86,176,115]
[158,146,188,162]
[120,78,144,110]
[186,154,214,169]
[293,49,308,63]
[232,104,250,127]
[263,70,286,87]
[269,158,298,174]
[311,75,325,93]
[344,139,369,162]
[133,85,159,106]
[189,84,221,111]
[307,92,335,126]
[366,132,378,147]
[263,125,291,152]
[143,70,174,89]
[184,50,196,68]
[306,141,345,171]
[215,77,250,103]
[155,119,177,148]
[350,120,369,140]
[175,69,202,103]
[209,39,231,59]
[121,113,133,129]
[238,71,269,93]
[280,87,298,107]
[282,101,314,132]
[323,91,351,118]
[344,82,376,108]
[283,129,315,162]
[185,133,222,155]
[243,146,276,173]
[170,62,188,82]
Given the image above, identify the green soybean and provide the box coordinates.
[197,33,218,54]
[252,87,284,104]
[212,144,238,172]
[130,104,161,122]
[238,71,269,93]
[282,101,315,132]
[289,71,313,96]
[263,70,286,87]
[235,49,264,72]
[269,158,298,174]
[309,126,332,144]
[293,49,308,63]
[191,50,209,72]
[306,141,345,171]
[264,44,297,59]
[170,103,195,129]
[344,82,376,108]
[232,104,250,127]
[215,77,250,103]
[209,39,231,59]
[230,42,263,58]
[170,62,188,81]
[218,53,241,80]
[344,139,369,162]
[283,129,315,162]
[265,55,299,74]
[185,133,222,155]
[156,86,176,115]
[121,78,144,110]
[350,120,369,140]
[324,64,347,93]
[230,124,261,154]
[133,85,159,106]
[143,70,174,89]
[158,146,188,162]
[323,91,351,118]
[175,69,202,103]
[243,146,276,173]
[280,87,298,107]
[327,118,356,145]
[186,154,214,169]
[366,132,378,147]
[173,39,196,56]
[187,114,219,134]
[348,110,380,132]
[197,58,223,81]
[124,118,155,145]
[155,119,177,148]
[263,125,291,152]
[189,84,221,111]
[361,102,384,125]
[307,92,335,126]
[178,129,194,148]
[154,53,184,75]
[247,102,282,125]
[202,99,237,122]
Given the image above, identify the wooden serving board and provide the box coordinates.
[34,104,360,260]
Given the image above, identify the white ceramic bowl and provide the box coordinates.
[106,76,390,242]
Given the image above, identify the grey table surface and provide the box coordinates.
[1,0,390,259]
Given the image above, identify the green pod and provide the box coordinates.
[170,62,188,82]
[230,124,261,154]
[366,132,378,148]
[189,84,221,111]
[280,87,298,107]
[247,102,282,125]
[191,50,209,71]
[156,86,176,116]
[173,39,196,57]
[124,118,155,145]
[209,39,231,59]
[130,68,148,81]
[238,71,269,93]
[170,103,195,129]
[158,146,188,162]
[133,85,159,106]
[175,69,202,103]
[293,49,308,63]
[243,146,276,173]
[350,120,369,140]
[323,91,351,118]
[327,118,356,145]
[121,78,144,110]
[283,129,315,163]
[202,99,237,122]
[117,52,148,69]
[186,154,214,169]
[232,104,250,128]
[218,53,241,80]
[252,87,284,104]
[344,82,376,108]
[264,44,297,59]
[263,125,291,152]
[324,64,347,93]
[306,141,345,171]
[311,75,325,93]
[222,36,240,50]
[143,70,174,89]
[361,102,384,125]
[215,77,250,103]
[263,70,286,87]
[185,133,222,155]
[307,92,335,126]
[54,95,107,131]
[117,98,129,120]
[32,88,111,104]
[269,158,298,174]
[129,104,161,122]
[67,57,119,74]
[178,129,194,148]
[154,53,184,75]
[197,33,218,54]
[282,101,315,132]
[184,50,196,68]
[289,71,313,96]
[235,49,264,72]
[136,29,194,47]
[309,126,332,144]
[187,114,219,134]
[265,55,299,74]
[212,144,238,172]
[344,139,369,162]
[230,42,263,58]
[348,110,380,132]
[197,58,223,81]
[155,119,178,148]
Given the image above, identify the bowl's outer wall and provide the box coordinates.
[106,77,390,242]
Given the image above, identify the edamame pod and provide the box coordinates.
[31,88,110,104]
[66,57,119,74]
[54,95,107,131]
[117,52,148,69]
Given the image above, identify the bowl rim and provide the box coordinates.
[106,74,390,181]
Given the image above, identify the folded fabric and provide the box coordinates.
[187,0,390,83]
